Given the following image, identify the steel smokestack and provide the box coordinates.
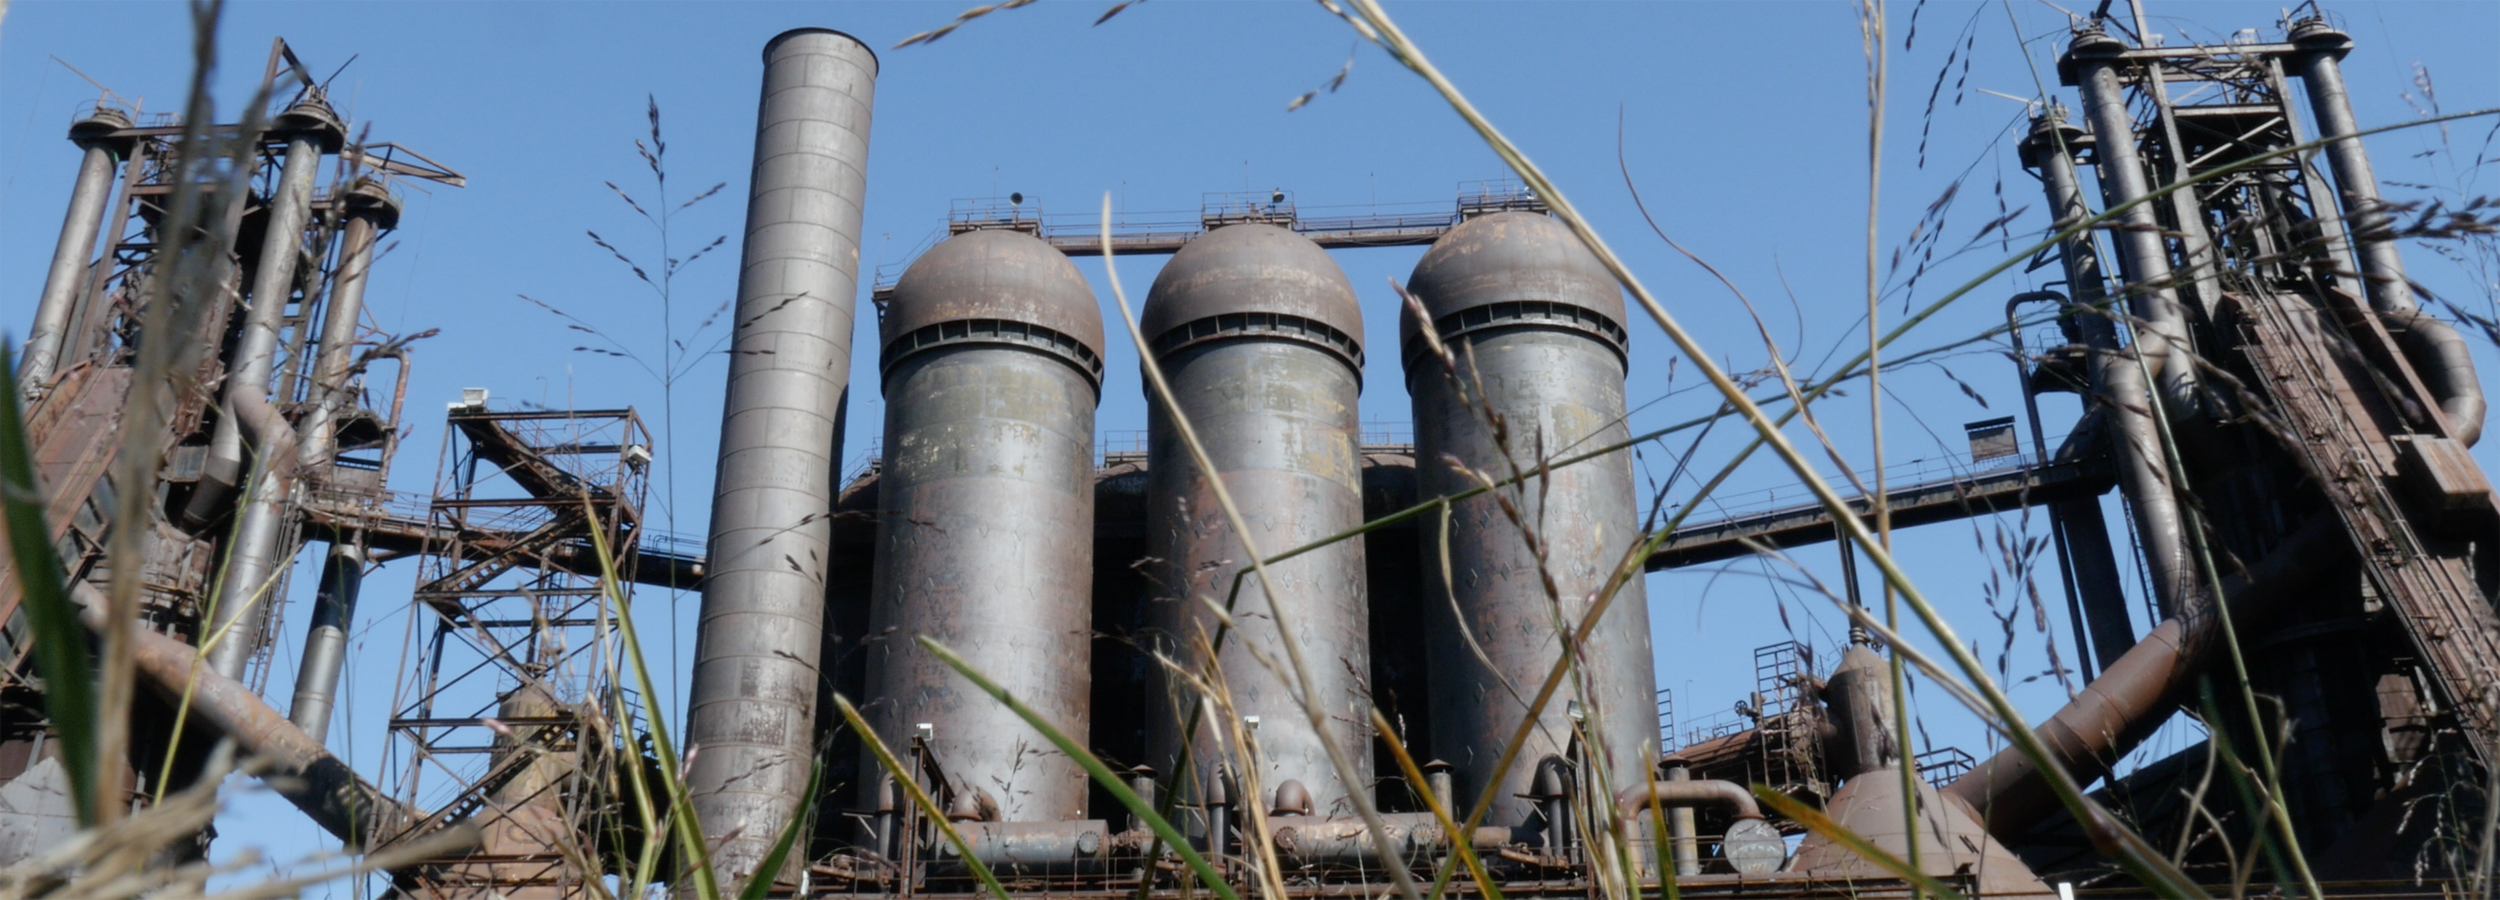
[684,27,876,887]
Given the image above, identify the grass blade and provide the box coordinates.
[919,635,1243,900]
[0,346,99,826]
[1368,707,1499,900]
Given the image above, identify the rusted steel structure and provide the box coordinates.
[7,10,2497,899]
[0,34,460,868]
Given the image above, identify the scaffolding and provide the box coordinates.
[381,402,651,897]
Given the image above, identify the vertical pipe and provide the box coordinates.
[1404,212,1659,829]
[21,108,132,398]
[295,179,401,472]
[202,99,342,680]
[859,229,1102,827]
[2024,105,2196,618]
[2065,27,2204,425]
[1142,224,1371,819]
[1662,763,1699,877]
[684,28,875,886]
[286,545,365,738]
[2290,18,2414,313]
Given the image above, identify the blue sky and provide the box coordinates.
[4,0,2497,892]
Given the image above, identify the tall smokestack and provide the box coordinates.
[684,27,876,887]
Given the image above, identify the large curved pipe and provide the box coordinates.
[1944,516,2349,838]
[1611,779,1763,824]
[72,584,410,845]
[2383,309,2485,447]
[199,100,340,680]
[2024,105,2198,617]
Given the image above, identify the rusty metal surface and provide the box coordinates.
[1791,766,2054,898]
[879,229,1105,374]
[1138,224,1364,362]
[1404,213,1658,829]
[862,229,1102,826]
[1142,224,1370,818]
[686,27,877,885]
[1947,517,2347,837]
[74,583,411,845]
[0,365,130,632]
[1397,211,1626,362]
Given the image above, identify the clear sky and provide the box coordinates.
[4,0,2496,892]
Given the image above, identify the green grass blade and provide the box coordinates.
[831,694,1014,900]
[919,636,1243,900]
[0,346,99,826]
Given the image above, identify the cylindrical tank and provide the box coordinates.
[686,27,876,886]
[1141,224,1372,818]
[861,229,1104,825]
[1402,211,1659,829]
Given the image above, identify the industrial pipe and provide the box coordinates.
[20,107,131,399]
[1610,779,1763,824]
[286,545,365,738]
[2383,308,2485,447]
[71,584,411,846]
[2065,26,2207,428]
[1262,812,1511,870]
[859,228,1103,825]
[2291,18,2416,313]
[1142,223,1372,816]
[931,820,1121,875]
[684,27,876,887]
[199,98,343,680]
[2024,107,2198,617]
[1659,764,1700,877]
[1945,516,2349,838]
[294,178,402,471]
[1404,212,1660,829]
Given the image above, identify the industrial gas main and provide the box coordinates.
[3,10,2494,900]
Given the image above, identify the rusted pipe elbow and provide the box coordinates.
[2384,309,2485,446]
[1612,779,1762,824]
